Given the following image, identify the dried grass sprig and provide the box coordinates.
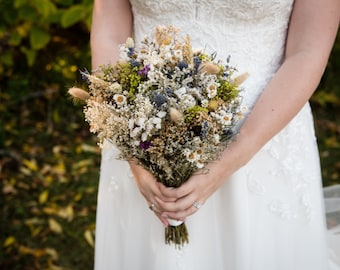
[68,87,90,103]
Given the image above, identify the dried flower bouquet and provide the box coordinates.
[69,25,247,247]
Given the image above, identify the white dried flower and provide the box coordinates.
[179,94,196,110]
[201,99,209,108]
[174,87,187,98]
[110,83,122,93]
[174,50,183,61]
[114,94,126,106]
[206,82,219,98]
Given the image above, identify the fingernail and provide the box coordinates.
[162,220,168,228]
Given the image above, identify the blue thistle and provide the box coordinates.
[177,61,188,70]
[127,47,134,57]
[153,93,167,108]
[80,69,90,83]
[166,87,173,95]
[193,56,201,73]
[129,60,141,68]
[221,129,234,141]
[200,121,210,139]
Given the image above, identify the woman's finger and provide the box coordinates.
[148,202,169,227]
[157,180,195,199]
[161,202,200,221]
[155,191,201,212]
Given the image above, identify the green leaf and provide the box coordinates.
[30,27,50,50]
[84,11,93,31]
[18,5,39,21]
[14,0,28,8]
[61,5,86,28]
[21,46,37,66]
[31,0,57,18]
[55,0,74,6]
[45,9,63,24]
[9,31,22,46]
[0,51,14,66]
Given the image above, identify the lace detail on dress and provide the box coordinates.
[268,200,298,220]
[260,104,318,221]
[108,176,119,193]
[246,171,266,196]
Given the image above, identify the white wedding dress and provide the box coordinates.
[94,0,340,269]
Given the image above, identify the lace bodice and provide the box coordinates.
[130,0,294,108]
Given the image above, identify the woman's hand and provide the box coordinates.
[154,152,237,221]
[129,160,177,227]
[154,132,254,221]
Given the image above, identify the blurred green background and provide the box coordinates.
[0,0,339,269]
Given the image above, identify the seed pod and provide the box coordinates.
[169,107,183,124]
[231,72,250,86]
[68,87,90,101]
[198,62,220,75]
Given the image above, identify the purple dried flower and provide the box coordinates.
[138,64,150,76]
[140,141,152,150]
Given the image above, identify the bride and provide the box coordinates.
[90,0,340,269]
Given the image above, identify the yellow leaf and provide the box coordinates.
[73,159,93,170]
[20,166,32,176]
[47,263,67,270]
[19,245,46,257]
[48,218,62,234]
[45,247,59,260]
[39,190,49,204]
[45,175,54,183]
[74,193,83,202]
[57,205,74,221]
[23,159,38,171]
[24,217,43,226]
[81,143,100,153]
[3,236,16,247]
[2,183,18,195]
[43,206,58,215]
[56,161,66,174]
[84,230,94,247]
[31,226,42,237]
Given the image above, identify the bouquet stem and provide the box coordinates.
[165,223,189,247]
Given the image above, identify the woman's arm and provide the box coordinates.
[91,0,133,69]
[155,0,340,221]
